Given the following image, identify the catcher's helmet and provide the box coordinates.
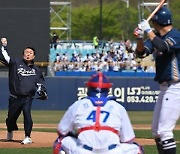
[151,6,172,26]
[86,72,112,97]
[86,72,112,89]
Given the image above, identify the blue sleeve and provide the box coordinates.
[144,39,154,55]
[165,31,180,52]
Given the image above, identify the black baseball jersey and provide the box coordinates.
[0,46,45,96]
[144,28,180,83]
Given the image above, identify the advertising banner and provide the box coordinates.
[0,77,160,110]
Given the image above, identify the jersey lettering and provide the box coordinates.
[86,110,110,122]
[17,68,36,76]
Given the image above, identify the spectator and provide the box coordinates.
[130,58,137,71]
[108,61,114,72]
[70,53,77,62]
[93,36,99,49]
[51,32,59,50]
[98,59,109,72]
[136,62,143,72]
[55,53,60,62]
[61,53,68,62]
[54,59,62,71]
[113,61,120,72]
[77,53,83,62]
[51,39,155,74]
[125,39,134,53]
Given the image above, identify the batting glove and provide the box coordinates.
[138,19,152,33]
[134,27,144,39]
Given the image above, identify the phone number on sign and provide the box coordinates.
[127,96,158,103]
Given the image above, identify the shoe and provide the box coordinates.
[60,151,66,154]
[21,136,32,144]
[7,131,13,141]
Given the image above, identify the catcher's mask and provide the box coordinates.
[85,72,112,97]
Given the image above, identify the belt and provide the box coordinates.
[83,144,117,153]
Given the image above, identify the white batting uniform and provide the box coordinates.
[57,97,141,154]
[152,82,180,141]
[141,27,180,151]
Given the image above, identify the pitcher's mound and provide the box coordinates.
[0,131,57,148]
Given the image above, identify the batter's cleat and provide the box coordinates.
[7,131,13,141]
[21,136,32,144]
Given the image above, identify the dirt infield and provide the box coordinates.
[0,124,179,148]
[0,131,155,148]
[0,131,57,148]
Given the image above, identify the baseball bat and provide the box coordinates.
[134,0,167,36]
[146,0,167,22]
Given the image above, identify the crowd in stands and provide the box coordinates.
[50,37,155,74]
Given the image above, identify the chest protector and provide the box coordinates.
[78,96,119,135]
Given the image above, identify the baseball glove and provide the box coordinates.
[36,83,48,100]
[37,90,48,100]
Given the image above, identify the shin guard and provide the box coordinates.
[53,137,65,154]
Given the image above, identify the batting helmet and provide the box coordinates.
[151,6,172,26]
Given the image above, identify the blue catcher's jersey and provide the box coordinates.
[144,28,180,83]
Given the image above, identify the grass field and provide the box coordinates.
[0,110,179,154]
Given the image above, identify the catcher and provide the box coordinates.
[53,72,144,154]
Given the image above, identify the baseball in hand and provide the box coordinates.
[1,37,8,46]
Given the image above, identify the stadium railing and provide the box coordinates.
[54,71,155,77]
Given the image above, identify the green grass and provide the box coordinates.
[0,110,179,153]
[0,146,179,154]
[1,110,179,124]
[143,145,158,154]
[128,111,153,124]
[135,130,180,141]
[0,110,65,124]
[0,147,52,154]
[144,144,180,154]
[135,130,153,139]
